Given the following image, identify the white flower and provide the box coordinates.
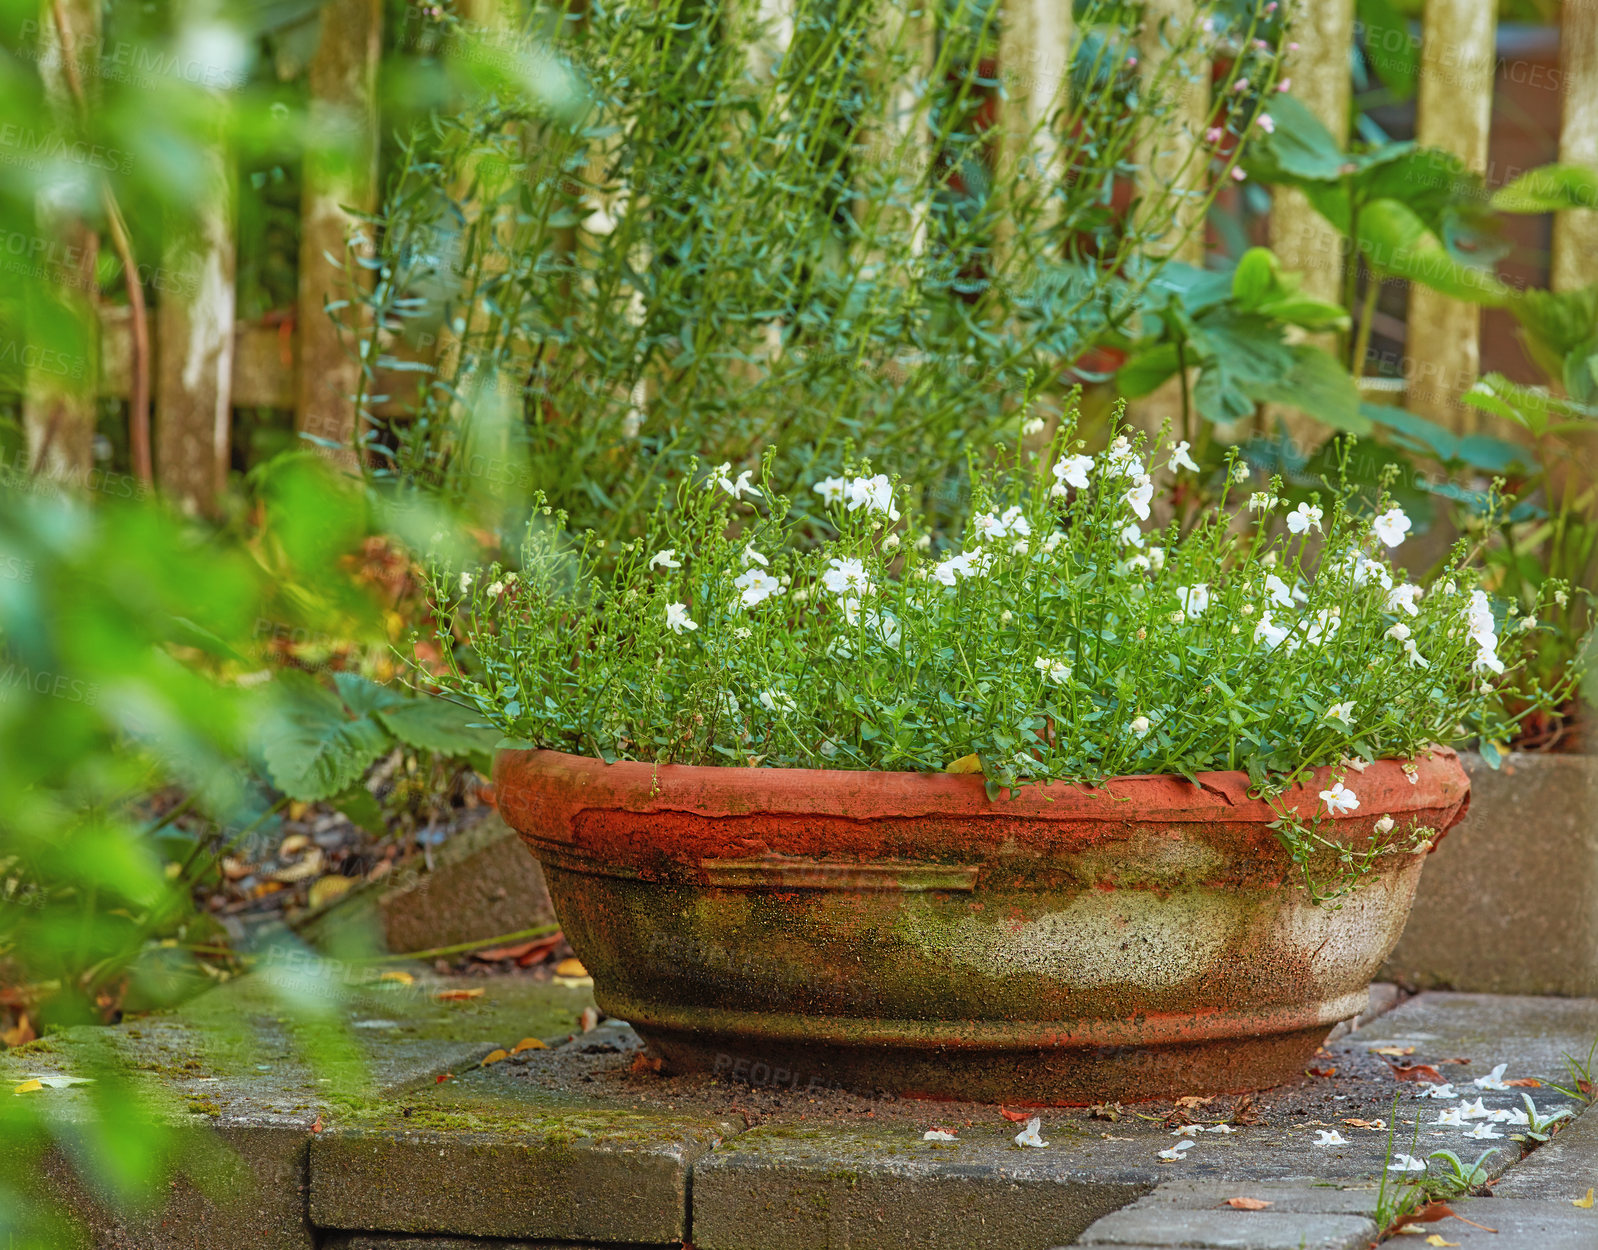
[1000,506,1031,538]
[1386,622,1412,643]
[1156,1140,1195,1161]
[1464,1123,1503,1140]
[649,549,682,570]
[1034,657,1072,685]
[932,550,991,586]
[973,511,1008,541]
[1418,1083,1457,1099]
[459,572,474,591]
[1148,547,1165,571]
[813,476,846,505]
[1403,639,1430,669]
[732,626,753,640]
[1263,574,1294,608]
[1433,1108,1467,1126]
[1300,608,1339,647]
[883,533,900,551]
[1372,506,1412,548]
[1120,523,1145,548]
[1100,435,1143,478]
[1177,584,1210,619]
[1014,1117,1049,1148]
[1287,502,1323,534]
[915,534,932,552]
[1374,815,1395,835]
[740,543,769,568]
[1232,461,1251,484]
[1457,1098,1490,1120]
[1349,553,1394,590]
[822,557,872,597]
[1204,1124,1238,1134]
[1020,416,1046,436]
[1168,440,1200,472]
[1043,531,1065,554]
[735,568,784,607]
[1124,474,1154,521]
[844,474,900,521]
[1254,610,1290,650]
[1325,701,1354,724]
[841,602,901,648]
[1313,1129,1348,1146]
[1387,583,1423,616]
[922,1129,958,1142]
[1051,453,1093,495]
[1248,491,1277,512]
[1130,715,1152,738]
[487,580,505,597]
[718,468,758,500]
[1319,781,1359,816]
[1171,1125,1202,1136]
[1489,1107,1528,1126]
[1473,1063,1510,1091]
[665,602,698,634]
[1387,1153,1427,1173]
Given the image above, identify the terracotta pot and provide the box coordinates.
[495,747,1470,1104]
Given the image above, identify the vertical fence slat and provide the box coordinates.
[997,0,1074,192]
[154,112,236,514]
[23,0,99,485]
[1268,1,1354,317]
[1553,0,1598,292]
[1408,0,1496,430]
[1131,0,1207,433]
[294,0,382,462]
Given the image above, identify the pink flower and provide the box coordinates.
[1205,126,1224,144]
[1257,113,1275,134]
[1232,77,1250,93]
[1278,78,1291,92]
[1231,167,1247,182]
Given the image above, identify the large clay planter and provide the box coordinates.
[495,747,1470,1103]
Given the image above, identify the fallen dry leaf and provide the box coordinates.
[1087,1102,1122,1122]
[1504,1077,1542,1088]
[1434,1057,1471,1066]
[1176,1095,1216,1109]
[220,856,251,881]
[1574,1189,1595,1209]
[1306,1066,1336,1078]
[481,1049,509,1066]
[1224,1197,1272,1210]
[435,988,485,1002]
[1395,1224,1426,1235]
[475,933,563,965]
[631,1053,664,1075]
[1229,1093,1262,1126]
[1388,1062,1445,1083]
[12,1079,43,1095]
[287,801,310,821]
[1370,1046,1414,1057]
[578,1006,601,1032]
[1342,1118,1386,1130]
[308,875,355,910]
[944,753,983,775]
[279,833,311,857]
[554,957,588,978]
[310,1116,323,1133]
[272,847,324,884]
[2,1012,36,1048]
[1424,1238,1458,1247]
[379,970,414,985]
[511,1037,547,1054]
[998,1106,1032,1122]
[1410,1203,1497,1233]
[435,1073,453,1084]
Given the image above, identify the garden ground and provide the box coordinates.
[6,963,1595,1250]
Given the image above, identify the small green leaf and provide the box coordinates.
[1491,163,1598,214]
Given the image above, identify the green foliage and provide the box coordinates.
[350,0,1287,536]
[427,408,1566,808]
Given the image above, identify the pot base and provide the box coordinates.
[631,1021,1333,1105]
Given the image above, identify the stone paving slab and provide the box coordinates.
[1408,1198,1598,1248]
[322,1237,676,1250]
[1492,1092,1598,1200]
[1074,1207,1377,1249]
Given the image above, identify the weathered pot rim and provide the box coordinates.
[495,745,1468,841]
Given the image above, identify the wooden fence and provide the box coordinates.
[22,0,1598,510]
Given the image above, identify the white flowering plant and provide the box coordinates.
[427,410,1572,891]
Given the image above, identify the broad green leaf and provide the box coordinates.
[1356,199,1509,304]
[1248,345,1369,433]
[377,696,502,759]
[329,784,387,837]
[1116,343,1182,398]
[1231,247,1278,308]
[1491,163,1598,214]
[260,674,394,801]
[1256,93,1347,181]
[1253,294,1350,332]
[332,671,408,717]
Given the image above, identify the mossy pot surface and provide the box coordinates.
[495,747,1470,1104]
